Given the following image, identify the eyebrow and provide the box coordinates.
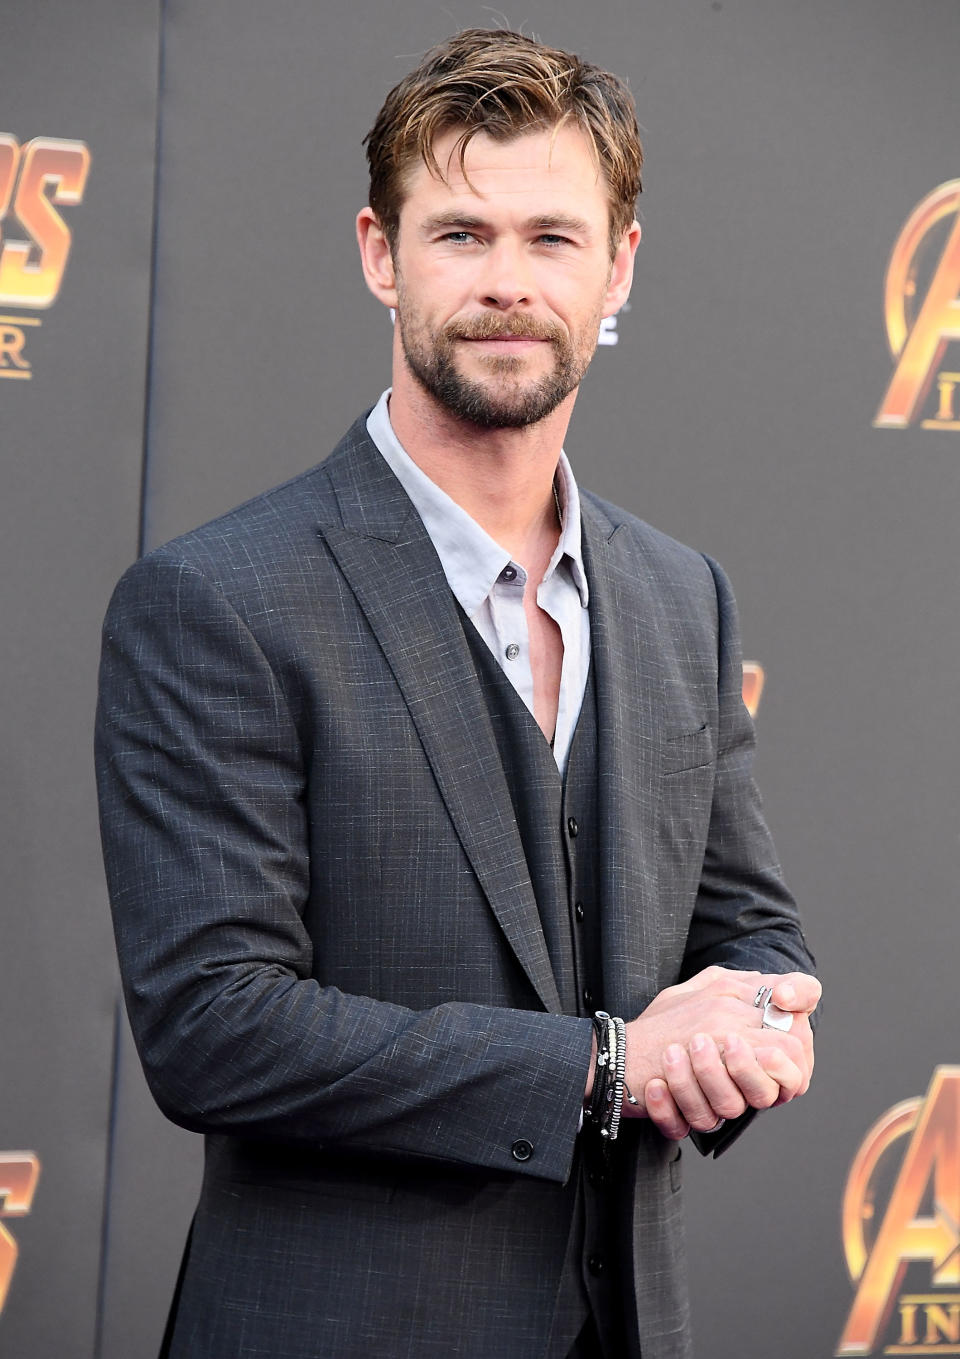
[421,211,594,237]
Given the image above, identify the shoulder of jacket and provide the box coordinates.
[580,488,716,582]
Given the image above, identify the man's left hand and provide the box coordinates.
[640,971,820,1140]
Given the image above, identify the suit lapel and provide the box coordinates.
[317,422,563,1015]
[580,497,665,1017]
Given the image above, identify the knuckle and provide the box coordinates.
[716,1094,747,1119]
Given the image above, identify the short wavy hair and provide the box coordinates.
[364,29,643,257]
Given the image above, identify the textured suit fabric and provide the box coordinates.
[95,416,815,1359]
[461,620,622,1357]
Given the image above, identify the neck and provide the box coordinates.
[387,365,575,558]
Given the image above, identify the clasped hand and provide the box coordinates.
[621,966,820,1140]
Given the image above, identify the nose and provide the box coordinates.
[477,239,534,310]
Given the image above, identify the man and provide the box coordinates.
[96,28,819,1359]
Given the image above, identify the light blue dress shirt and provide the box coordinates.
[366,390,591,774]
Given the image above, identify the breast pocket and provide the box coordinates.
[661,722,714,774]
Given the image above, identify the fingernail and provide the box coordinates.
[648,1083,664,1102]
[665,1044,684,1065]
[690,1033,708,1054]
[779,983,796,1005]
[724,1033,740,1054]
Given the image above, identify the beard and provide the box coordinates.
[396,303,598,429]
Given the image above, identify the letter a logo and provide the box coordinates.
[875,182,960,429]
[837,1066,960,1355]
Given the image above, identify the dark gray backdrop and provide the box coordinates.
[0,3,161,1356]
[2,2,958,1356]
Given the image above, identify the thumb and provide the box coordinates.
[771,973,821,1013]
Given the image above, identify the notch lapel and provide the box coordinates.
[317,423,563,1015]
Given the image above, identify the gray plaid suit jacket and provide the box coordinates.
[95,416,814,1359]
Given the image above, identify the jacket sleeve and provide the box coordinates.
[681,555,818,1157]
[95,550,593,1183]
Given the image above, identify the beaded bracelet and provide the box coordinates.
[606,1015,627,1142]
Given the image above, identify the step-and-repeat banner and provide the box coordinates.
[2,3,958,1356]
[0,2,161,1357]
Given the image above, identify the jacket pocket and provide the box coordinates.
[661,723,713,774]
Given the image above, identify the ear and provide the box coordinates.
[602,219,641,317]
[356,207,398,309]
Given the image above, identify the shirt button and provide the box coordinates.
[574,902,585,922]
[500,565,518,582]
[567,816,579,838]
[505,643,520,661]
[511,1138,534,1162]
[582,986,594,1008]
[588,1254,606,1276]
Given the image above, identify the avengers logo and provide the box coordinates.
[0,1153,40,1316]
[0,134,91,380]
[874,181,960,431]
[838,1067,960,1355]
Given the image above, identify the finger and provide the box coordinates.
[661,1043,724,1132]
[644,1078,690,1141]
[767,972,822,1013]
[752,1043,808,1101]
[688,1033,748,1120]
[717,1032,782,1110]
[745,1025,813,1092]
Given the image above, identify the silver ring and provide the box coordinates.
[754,985,773,1009]
[705,1117,726,1133]
[761,998,794,1033]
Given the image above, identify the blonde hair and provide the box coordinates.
[364,29,643,257]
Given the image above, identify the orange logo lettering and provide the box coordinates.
[875,181,960,430]
[838,1067,960,1355]
[0,1153,41,1316]
[741,662,765,718]
[0,135,90,310]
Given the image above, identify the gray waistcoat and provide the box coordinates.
[458,615,636,1359]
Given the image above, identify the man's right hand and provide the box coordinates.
[620,966,820,1140]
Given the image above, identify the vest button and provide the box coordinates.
[588,1254,606,1276]
[511,1138,534,1163]
[504,642,520,661]
[574,901,585,922]
[582,986,594,1008]
[567,816,579,837]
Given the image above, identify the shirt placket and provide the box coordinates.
[487,563,535,716]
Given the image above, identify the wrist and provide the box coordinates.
[584,1030,598,1101]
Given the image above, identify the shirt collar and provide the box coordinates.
[366,389,589,618]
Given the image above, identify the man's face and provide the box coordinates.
[386,125,634,429]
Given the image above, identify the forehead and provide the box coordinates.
[400,124,609,219]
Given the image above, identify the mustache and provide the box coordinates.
[442,315,564,344]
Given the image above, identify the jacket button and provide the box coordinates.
[567,817,579,837]
[582,986,594,1008]
[511,1138,534,1162]
[574,901,585,922]
[588,1254,606,1276]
